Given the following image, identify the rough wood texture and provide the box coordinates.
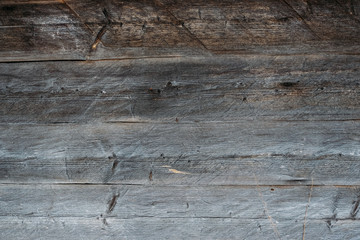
[1,0,360,239]
[1,122,360,185]
[0,0,359,61]
[1,55,359,123]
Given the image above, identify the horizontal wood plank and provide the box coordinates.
[2,184,360,220]
[1,55,359,123]
[3,216,359,240]
[1,121,359,185]
[1,185,360,239]
[0,0,359,61]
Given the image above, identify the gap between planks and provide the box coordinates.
[1,183,360,188]
[1,52,360,64]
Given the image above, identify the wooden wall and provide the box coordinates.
[1,0,360,239]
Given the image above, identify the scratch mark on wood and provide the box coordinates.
[302,177,314,240]
[153,0,208,51]
[172,154,183,165]
[107,194,119,213]
[281,0,321,40]
[229,18,259,44]
[58,0,98,37]
[327,190,340,230]
[253,173,281,239]
[331,190,340,220]
[169,169,190,175]
[350,196,360,219]
[64,157,70,180]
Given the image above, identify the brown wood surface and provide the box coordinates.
[0,0,360,239]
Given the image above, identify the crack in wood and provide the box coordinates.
[91,8,112,51]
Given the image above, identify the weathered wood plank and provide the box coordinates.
[3,153,360,186]
[3,216,358,240]
[1,184,360,221]
[0,0,359,61]
[1,55,359,123]
[1,121,359,185]
[1,185,360,239]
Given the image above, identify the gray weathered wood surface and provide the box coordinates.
[1,0,360,239]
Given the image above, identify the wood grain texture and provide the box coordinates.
[0,0,359,61]
[1,185,360,239]
[3,184,360,220]
[1,122,359,185]
[4,216,360,240]
[1,55,359,123]
[1,0,360,239]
